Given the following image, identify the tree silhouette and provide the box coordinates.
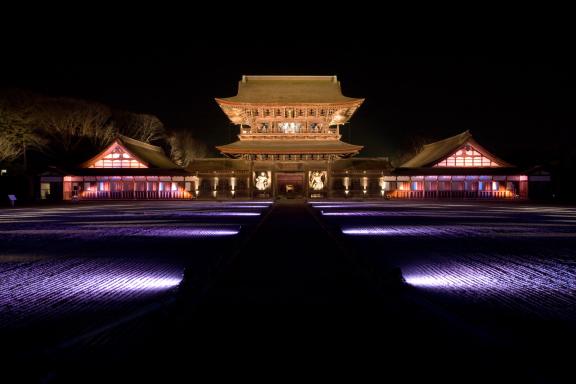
[112,111,165,143]
[0,97,47,170]
[167,130,207,167]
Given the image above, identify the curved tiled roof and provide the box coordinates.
[216,76,363,104]
[118,135,178,169]
[400,130,512,168]
[80,135,178,169]
[217,140,363,156]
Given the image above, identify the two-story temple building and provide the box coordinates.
[213,75,364,198]
[40,75,549,201]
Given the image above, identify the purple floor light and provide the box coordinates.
[342,227,396,235]
[94,275,182,291]
[180,228,240,236]
[322,211,366,216]
[404,274,470,288]
[0,258,184,327]
[147,226,240,237]
[181,211,261,217]
[342,226,446,236]
[341,225,489,237]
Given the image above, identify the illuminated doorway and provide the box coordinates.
[276,173,304,199]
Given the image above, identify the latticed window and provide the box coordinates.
[434,144,499,167]
[89,146,147,168]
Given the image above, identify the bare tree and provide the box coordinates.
[113,111,165,143]
[0,137,20,162]
[167,130,208,167]
[38,98,114,152]
[0,98,47,169]
[0,102,20,161]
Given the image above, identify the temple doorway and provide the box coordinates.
[276,173,305,199]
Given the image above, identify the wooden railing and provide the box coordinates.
[70,191,194,200]
[390,190,516,199]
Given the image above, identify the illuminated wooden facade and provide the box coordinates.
[388,130,527,199]
[46,136,197,201]
[39,77,549,201]
[216,75,363,160]
[212,75,365,198]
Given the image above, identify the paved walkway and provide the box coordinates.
[201,200,383,307]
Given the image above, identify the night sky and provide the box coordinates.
[2,54,575,167]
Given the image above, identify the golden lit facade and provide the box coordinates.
[211,76,365,198]
[40,78,548,201]
[216,76,364,160]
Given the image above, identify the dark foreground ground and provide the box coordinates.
[1,200,575,383]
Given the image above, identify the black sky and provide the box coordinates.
[2,54,575,166]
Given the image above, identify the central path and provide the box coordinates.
[164,201,493,378]
[201,200,381,309]
[172,200,407,377]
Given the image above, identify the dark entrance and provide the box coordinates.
[276,173,305,198]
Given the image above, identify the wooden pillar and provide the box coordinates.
[304,165,309,200]
[249,158,254,199]
[327,156,333,199]
[273,171,277,200]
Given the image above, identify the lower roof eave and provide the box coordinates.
[218,150,361,155]
[215,142,363,154]
[217,152,362,159]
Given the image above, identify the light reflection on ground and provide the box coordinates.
[315,200,576,321]
[0,201,269,329]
